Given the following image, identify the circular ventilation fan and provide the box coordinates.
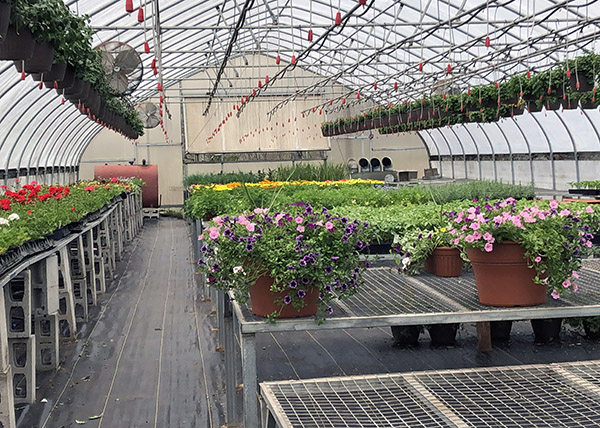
[136,102,161,128]
[96,41,143,96]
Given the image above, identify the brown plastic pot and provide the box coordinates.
[430,247,462,277]
[0,26,35,60]
[13,41,54,73]
[248,273,319,318]
[466,241,547,307]
[0,2,10,40]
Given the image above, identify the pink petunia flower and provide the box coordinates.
[465,235,475,243]
[549,200,558,209]
[534,256,542,263]
[551,289,560,299]
[484,242,493,252]
[296,225,305,233]
[572,270,580,279]
[586,206,594,213]
[325,221,334,230]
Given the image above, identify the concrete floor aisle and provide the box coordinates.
[17,218,225,428]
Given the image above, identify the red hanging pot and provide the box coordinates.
[276,55,280,65]
[125,0,134,13]
[144,41,150,54]
[307,29,313,41]
[265,75,269,83]
[137,7,144,22]
[485,36,491,47]
[291,55,296,65]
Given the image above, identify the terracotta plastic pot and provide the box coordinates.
[248,273,319,318]
[0,2,11,40]
[466,241,547,307]
[0,26,35,60]
[429,247,462,277]
[13,41,54,73]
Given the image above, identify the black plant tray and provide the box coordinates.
[568,189,600,196]
[48,226,71,241]
[0,237,53,277]
[0,248,22,278]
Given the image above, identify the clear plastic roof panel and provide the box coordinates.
[0,0,600,174]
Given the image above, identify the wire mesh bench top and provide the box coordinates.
[232,259,600,333]
[260,359,600,428]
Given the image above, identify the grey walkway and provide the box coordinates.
[17,218,225,428]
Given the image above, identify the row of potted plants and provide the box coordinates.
[0,178,143,256]
[185,178,535,221]
[196,196,599,323]
[322,52,600,137]
[0,0,143,139]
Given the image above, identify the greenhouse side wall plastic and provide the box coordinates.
[421,108,600,191]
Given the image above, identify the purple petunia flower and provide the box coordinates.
[299,259,307,267]
[331,256,340,261]
[297,289,306,298]
[324,266,333,274]
[283,295,292,305]
[325,284,332,292]
[246,243,254,251]
[289,280,298,289]
[301,277,310,284]
[327,306,334,315]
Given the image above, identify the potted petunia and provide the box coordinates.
[197,203,371,322]
[393,227,464,277]
[449,198,600,307]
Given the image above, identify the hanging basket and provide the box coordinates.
[0,26,35,61]
[248,272,319,318]
[0,1,11,40]
[32,61,66,82]
[48,65,76,90]
[65,80,91,101]
[570,73,593,92]
[13,41,54,73]
[466,241,547,307]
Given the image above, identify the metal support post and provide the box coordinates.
[224,298,238,425]
[241,332,258,428]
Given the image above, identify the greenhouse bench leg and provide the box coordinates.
[477,321,492,352]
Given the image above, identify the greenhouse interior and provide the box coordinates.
[3,0,600,427]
